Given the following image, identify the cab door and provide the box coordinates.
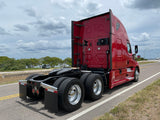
[127,41,134,67]
[126,41,135,78]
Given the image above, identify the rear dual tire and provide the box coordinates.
[55,78,84,112]
[82,73,104,101]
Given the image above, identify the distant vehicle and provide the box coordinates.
[33,65,42,69]
[19,9,139,112]
[42,64,51,69]
[137,55,141,58]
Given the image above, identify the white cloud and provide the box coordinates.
[121,0,160,9]
[129,32,160,58]
[50,0,102,17]
[0,0,160,59]
[29,16,69,37]
[131,32,150,42]
[15,39,71,59]
[78,1,102,17]
[130,32,160,54]
[14,24,29,32]
[16,39,70,52]
[24,7,37,17]
[0,27,10,35]
[130,32,151,49]
[0,1,6,10]
[50,0,81,9]
[0,44,9,52]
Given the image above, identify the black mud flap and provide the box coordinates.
[44,90,58,113]
[19,83,27,100]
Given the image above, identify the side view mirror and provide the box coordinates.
[135,45,138,54]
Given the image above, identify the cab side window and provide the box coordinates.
[127,43,132,53]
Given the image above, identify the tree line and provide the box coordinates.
[0,56,72,71]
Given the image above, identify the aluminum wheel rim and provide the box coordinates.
[93,79,102,96]
[135,70,139,80]
[68,84,81,105]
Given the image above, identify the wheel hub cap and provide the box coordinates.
[68,85,81,105]
[93,79,102,96]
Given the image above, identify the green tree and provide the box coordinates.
[0,56,10,61]
[19,58,40,68]
[18,59,30,68]
[63,57,72,66]
[50,57,63,67]
[135,57,147,61]
[0,58,25,71]
[29,58,40,67]
[0,56,66,71]
[42,56,52,65]
[0,56,10,67]
[42,56,63,67]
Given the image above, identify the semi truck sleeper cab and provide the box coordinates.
[19,9,139,112]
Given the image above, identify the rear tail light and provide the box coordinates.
[45,88,58,94]
[19,82,27,86]
[32,89,35,93]
[36,90,39,95]
[54,91,58,94]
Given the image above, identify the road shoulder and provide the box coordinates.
[97,78,160,120]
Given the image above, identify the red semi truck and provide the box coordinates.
[19,9,139,112]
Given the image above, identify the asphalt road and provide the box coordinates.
[0,62,160,120]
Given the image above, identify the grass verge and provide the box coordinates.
[97,78,160,120]
[138,61,156,65]
[0,75,28,85]
[0,68,52,72]
[0,71,51,85]
[0,80,18,85]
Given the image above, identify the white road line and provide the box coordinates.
[0,83,18,88]
[67,72,160,120]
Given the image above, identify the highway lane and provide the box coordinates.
[0,83,18,97]
[0,62,160,120]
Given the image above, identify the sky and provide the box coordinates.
[0,0,160,59]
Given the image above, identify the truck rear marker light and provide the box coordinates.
[36,90,39,95]
[45,88,48,91]
[32,89,35,93]
[45,88,58,94]
[54,91,58,94]
[19,82,27,86]
[19,80,27,86]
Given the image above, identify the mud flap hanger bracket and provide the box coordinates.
[19,80,27,100]
[41,83,58,113]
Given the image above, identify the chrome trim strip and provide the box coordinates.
[41,82,57,92]
[19,80,27,86]
[81,70,91,73]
